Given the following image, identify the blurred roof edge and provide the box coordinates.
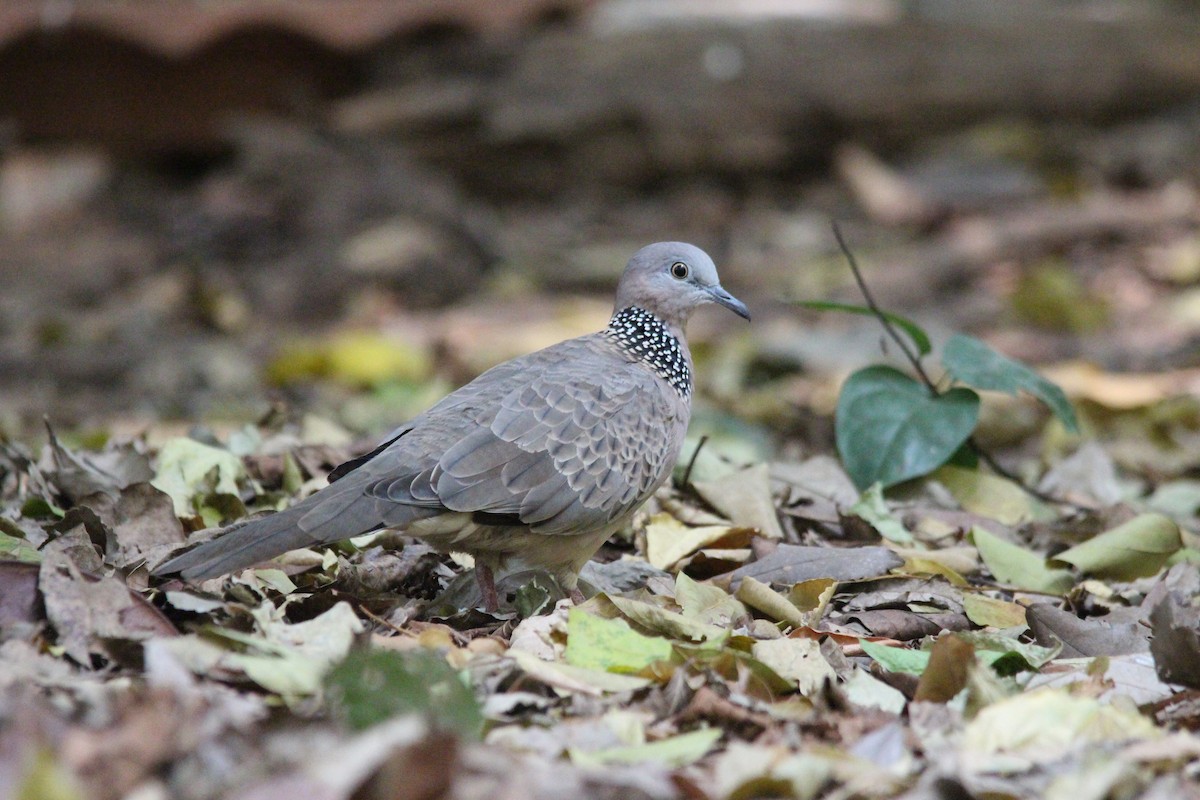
[0,0,595,56]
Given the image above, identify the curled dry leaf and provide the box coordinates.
[38,539,177,664]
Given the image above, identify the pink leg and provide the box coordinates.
[569,587,585,605]
[476,561,499,612]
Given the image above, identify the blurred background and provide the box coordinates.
[1,0,1198,463]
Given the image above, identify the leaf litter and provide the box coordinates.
[0,405,1199,799]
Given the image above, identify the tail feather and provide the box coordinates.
[154,484,382,581]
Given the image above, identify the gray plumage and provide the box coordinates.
[154,242,749,606]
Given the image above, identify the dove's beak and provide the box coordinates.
[706,284,751,321]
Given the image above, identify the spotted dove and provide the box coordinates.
[154,242,749,609]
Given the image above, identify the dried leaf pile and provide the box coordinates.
[2,404,1200,799]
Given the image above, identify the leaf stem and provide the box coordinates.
[831,222,939,395]
[681,435,709,489]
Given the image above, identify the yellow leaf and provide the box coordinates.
[644,513,737,571]
[934,465,1054,525]
[963,594,1027,629]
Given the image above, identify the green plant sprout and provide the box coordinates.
[801,223,1080,492]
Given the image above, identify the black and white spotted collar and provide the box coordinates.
[606,306,691,399]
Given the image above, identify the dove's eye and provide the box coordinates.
[670,262,689,280]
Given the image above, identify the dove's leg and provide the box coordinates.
[475,561,499,612]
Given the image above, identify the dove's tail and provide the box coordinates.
[152,480,395,580]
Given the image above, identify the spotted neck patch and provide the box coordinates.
[606,306,691,398]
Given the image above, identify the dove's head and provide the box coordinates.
[614,242,750,329]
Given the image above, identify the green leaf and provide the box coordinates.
[326,648,482,737]
[795,301,932,355]
[570,727,722,768]
[836,366,980,489]
[21,496,63,520]
[1052,513,1181,580]
[514,577,555,618]
[608,595,728,647]
[151,437,248,518]
[16,748,84,800]
[849,483,913,544]
[935,465,1054,526]
[565,608,674,673]
[970,526,1074,595]
[253,568,296,595]
[507,648,653,694]
[0,522,40,563]
[863,633,1058,680]
[942,334,1079,433]
[859,639,929,675]
[956,631,1060,673]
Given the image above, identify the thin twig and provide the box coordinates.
[832,221,939,394]
[680,434,708,488]
[969,440,1083,508]
[356,603,409,635]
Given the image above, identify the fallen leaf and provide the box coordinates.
[723,544,903,590]
[643,512,743,571]
[848,484,913,544]
[607,595,727,647]
[1028,653,1178,706]
[0,561,41,628]
[750,637,836,695]
[507,648,651,696]
[673,572,746,627]
[151,437,250,518]
[970,526,1074,594]
[935,466,1054,526]
[0,518,42,563]
[859,640,929,676]
[1037,442,1124,506]
[770,455,860,507]
[564,608,673,673]
[1149,593,1200,689]
[190,602,363,700]
[570,726,721,768]
[38,539,177,663]
[914,635,974,702]
[736,576,809,628]
[787,579,837,620]
[962,594,1028,629]
[326,648,482,736]
[1026,603,1148,657]
[843,669,907,714]
[693,464,784,539]
[954,631,1059,672]
[82,482,187,569]
[963,688,1161,762]
[43,426,153,504]
[707,741,833,800]
[1053,513,1181,580]
[1043,362,1190,410]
